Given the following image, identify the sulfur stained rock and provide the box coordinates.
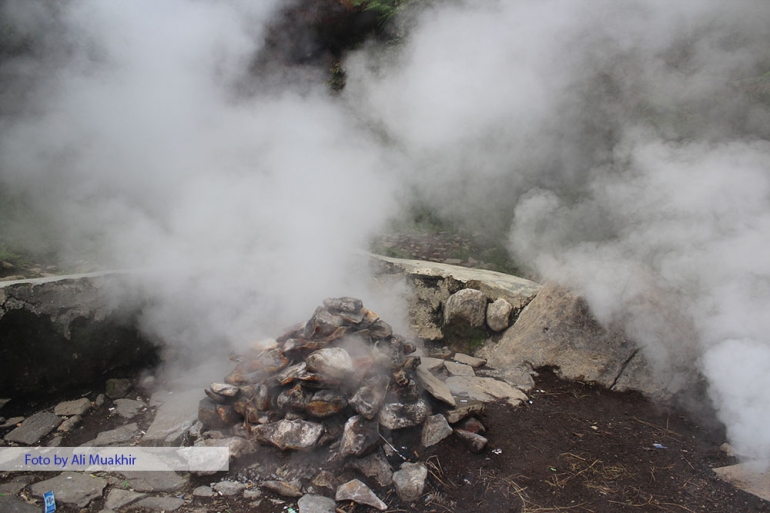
[349,375,389,420]
[306,389,347,418]
[335,479,387,511]
[253,419,324,450]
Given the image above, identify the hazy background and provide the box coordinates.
[2,0,770,460]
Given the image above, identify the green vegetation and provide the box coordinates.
[348,0,406,23]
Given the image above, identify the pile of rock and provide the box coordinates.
[196,297,501,507]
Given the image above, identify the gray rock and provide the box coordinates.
[340,415,380,457]
[94,394,105,407]
[90,422,139,446]
[444,361,475,377]
[367,254,541,341]
[392,462,428,502]
[298,493,337,513]
[105,379,132,399]
[192,485,215,497]
[4,411,61,445]
[452,353,487,368]
[0,495,38,513]
[263,480,303,497]
[210,383,239,397]
[311,471,338,493]
[335,479,387,511]
[713,463,770,502]
[0,475,34,495]
[444,376,528,407]
[440,399,484,424]
[444,289,487,328]
[378,400,430,430]
[486,298,513,332]
[54,398,91,416]
[478,283,653,394]
[114,398,146,419]
[254,419,324,451]
[305,347,354,380]
[0,274,157,396]
[1,416,24,428]
[57,414,82,432]
[104,489,146,510]
[415,366,455,407]
[243,488,262,499]
[29,472,107,508]
[213,480,246,496]
[127,496,186,511]
[194,436,257,459]
[347,451,393,488]
[419,357,446,372]
[142,389,201,446]
[422,414,453,447]
[120,472,187,492]
[455,429,488,452]
[47,435,62,447]
[349,376,388,420]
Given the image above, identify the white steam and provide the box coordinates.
[3,0,770,462]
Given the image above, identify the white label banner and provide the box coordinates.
[0,447,229,472]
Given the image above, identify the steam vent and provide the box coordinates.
[197,297,497,507]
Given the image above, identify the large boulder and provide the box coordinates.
[0,273,157,396]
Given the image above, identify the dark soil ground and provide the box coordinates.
[2,369,768,513]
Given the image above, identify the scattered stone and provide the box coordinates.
[29,472,107,508]
[378,400,430,430]
[0,416,24,428]
[0,475,34,495]
[311,470,337,493]
[58,414,82,432]
[193,485,215,497]
[95,394,106,407]
[445,376,528,406]
[415,366,456,407]
[458,417,486,434]
[90,423,139,446]
[419,357,446,372]
[114,399,145,419]
[213,480,246,496]
[105,378,132,399]
[263,480,303,497]
[120,471,187,492]
[298,493,337,513]
[455,429,488,453]
[347,450,393,488]
[104,489,146,510]
[452,353,487,368]
[142,389,201,445]
[340,415,380,457]
[444,288,487,328]
[422,414,453,447]
[4,411,61,445]
[336,479,387,511]
[254,419,324,450]
[446,399,485,424]
[54,397,91,416]
[444,361,475,377]
[486,298,513,332]
[392,462,428,502]
[127,496,186,511]
[0,495,38,513]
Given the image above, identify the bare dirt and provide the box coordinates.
[2,368,768,513]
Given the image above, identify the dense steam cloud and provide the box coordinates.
[3,0,770,462]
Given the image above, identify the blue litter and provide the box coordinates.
[653,443,667,449]
[43,491,56,513]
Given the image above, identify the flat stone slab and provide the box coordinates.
[452,353,486,368]
[419,357,446,372]
[0,495,39,513]
[444,376,527,407]
[298,493,337,513]
[127,496,186,511]
[1,416,24,428]
[142,389,202,446]
[4,411,61,445]
[29,472,107,508]
[55,398,92,416]
[0,475,35,495]
[120,471,187,492]
[415,366,455,407]
[445,361,475,377]
[713,462,770,502]
[104,488,146,510]
[89,422,139,446]
[114,398,146,419]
